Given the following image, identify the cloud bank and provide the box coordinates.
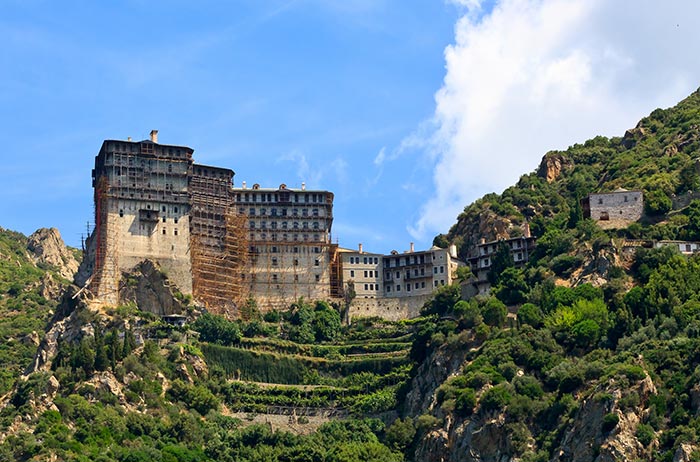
[410,0,700,240]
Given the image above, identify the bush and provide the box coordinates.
[636,423,655,446]
[480,384,512,412]
[602,413,620,432]
[455,388,477,416]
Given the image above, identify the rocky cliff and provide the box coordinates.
[26,227,79,280]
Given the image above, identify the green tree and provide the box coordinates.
[517,303,544,328]
[422,284,461,316]
[493,267,528,305]
[313,301,341,342]
[384,417,415,451]
[482,297,508,327]
[488,241,514,285]
[93,328,108,372]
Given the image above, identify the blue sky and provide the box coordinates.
[0,0,461,252]
[2,1,700,254]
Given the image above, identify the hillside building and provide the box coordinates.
[581,189,643,227]
[232,183,341,311]
[465,224,537,295]
[341,243,464,320]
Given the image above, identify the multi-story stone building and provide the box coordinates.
[85,131,197,305]
[341,243,464,321]
[231,183,341,311]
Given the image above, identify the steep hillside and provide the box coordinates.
[0,228,76,395]
[396,89,700,462]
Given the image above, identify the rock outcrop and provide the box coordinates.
[119,259,186,316]
[537,152,573,183]
[27,228,79,280]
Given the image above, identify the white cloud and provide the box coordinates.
[410,0,700,240]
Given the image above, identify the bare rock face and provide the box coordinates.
[404,342,470,417]
[554,374,656,462]
[674,443,698,462]
[119,260,185,316]
[622,126,646,149]
[537,152,573,183]
[27,228,79,280]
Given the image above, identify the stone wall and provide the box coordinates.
[109,199,192,296]
[348,294,430,322]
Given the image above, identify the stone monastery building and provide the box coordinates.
[82,131,463,319]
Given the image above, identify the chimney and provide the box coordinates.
[410,242,415,253]
[242,181,247,190]
[301,182,306,191]
[127,136,132,141]
[524,222,531,238]
[150,129,158,143]
[358,243,363,254]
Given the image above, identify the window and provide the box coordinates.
[364,257,368,264]
[350,270,355,277]
[271,208,277,216]
[294,259,299,266]
[387,286,391,293]
[271,221,277,229]
[374,257,378,264]
[174,218,178,224]
[249,221,255,229]
[364,270,368,278]
[434,280,438,287]
[271,246,278,253]
[162,205,166,212]
[119,209,124,217]
[174,229,178,236]
[421,281,425,288]
[261,221,267,229]
[313,208,319,216]
[315,274,320,282]
[364,284,368,290]
[396,271,400,278]
[406,284,411,292]
[272,257,278,266]
[396,285,401,291]
[162,217,166,223]
[249,208,256,216]
[440,266,444,273]
[433,267,438,274]
[162,229,166,235]
[272,274,278,282]
[598,198,603,205]
[415,283,419,289]
[261,208,266,215]
[315,259,320,266]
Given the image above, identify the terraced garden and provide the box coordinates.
[192,301,420,419]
